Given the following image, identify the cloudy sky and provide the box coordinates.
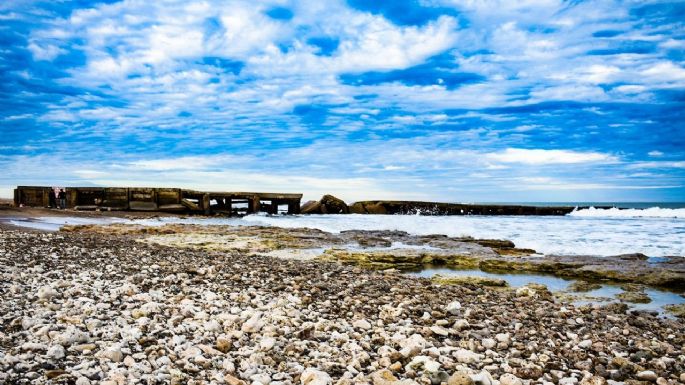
[1,0,684,202]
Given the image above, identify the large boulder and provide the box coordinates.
[301,195,349,214]
[349,201,387,214]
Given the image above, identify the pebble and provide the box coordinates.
[353,319,372,330]
[448,371,474,385]
[0,229,682,385]
[499,374,522,385]
[301,368,332,385]
[446,301,461,315]
[636,371,657,381]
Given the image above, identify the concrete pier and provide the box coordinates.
[13,186,302,216]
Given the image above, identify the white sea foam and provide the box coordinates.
[569,206,685,218]
[6,211,684,257]
[233,214,685,257]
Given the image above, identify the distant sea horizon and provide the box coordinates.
[467,202,685,209]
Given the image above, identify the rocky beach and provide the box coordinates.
[1,219,684,385]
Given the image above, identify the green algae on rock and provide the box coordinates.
[430,274,508,287]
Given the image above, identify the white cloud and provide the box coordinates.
[648,150,663,157]
[628,161,685,169]
[27,41,65,61]
[487,148,616,165]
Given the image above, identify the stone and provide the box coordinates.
[399,334,427,358]
[225,374,247,385]
[430,326,448,336]
[482,338,496,349]
[448,371,474,385]
[432,275,508,287]
[47,345,66,360]
[568,281,602,292]
[75,378,91,385]
[371,369,399,385]
[470,371,494,385]
[453,319,470,330]
[455,348,481,364]
[99,346,124,362]
[499,374,523,385]
[37,286,58,301]
[45,370,67,379]
[446,301,461,315]
[241,313,263,333]
[578,339,593,349]
[302,195,349,214]
[579,377,607,385]
[260,337,276,351]
[516,286,536,297]
[616,291,651,304]
[216,336,232,353]
[352,319,372,330]
[301,368,332,385]
[636,371,657,382]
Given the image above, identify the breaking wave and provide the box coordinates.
[568,207,685,219]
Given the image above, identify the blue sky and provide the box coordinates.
[1,0,684,202]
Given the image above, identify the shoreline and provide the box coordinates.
[1,228,684,384]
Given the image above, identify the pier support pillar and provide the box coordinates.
[202,194,210,215]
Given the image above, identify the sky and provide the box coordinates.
[1,0,684,203]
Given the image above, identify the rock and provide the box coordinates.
[406,356,440,373]
[446,301,461,315]
[260,337,276,351]
[495,333,510,344]
[300,201,321,214]
[432,275,508,287]
[455,348,481,364]
[499,374,522,385]
[470,371,494,385]
[399,334,427,358]
[37,286,58,301]
[216,336,232,353]
[453,319,469,330]
[578,339,593,349]
[301,195,349,214]
[516,286,536,297]
[430,325,449,336]
[482,338,496,349]
[636,371,657,381]
[371,369,399,385]
[568,281,602,292]
[663,304,685,318]
[448,371,474,385]
[98,346,124,362]
[54,327,89,346]
[680,374,685,383]
[301,368,332,385]
[579,376,607,385]
[45,370,67,379]
[241,312,263,333]
[47,345,66,360]
[616,291,651,304]
[225,374,247,385]
[75,378,91,385]
[352,319,372,330]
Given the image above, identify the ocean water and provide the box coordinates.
[5,205,685,257]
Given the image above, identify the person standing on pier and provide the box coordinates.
[48,188,56,208]
[58,189,66,209]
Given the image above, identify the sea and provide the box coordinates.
[7,203,685,258]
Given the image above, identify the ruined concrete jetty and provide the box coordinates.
[13,186,302,215]
[349,200,611,216]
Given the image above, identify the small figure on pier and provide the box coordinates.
[58,189,66,209]
[49,187,57,209]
